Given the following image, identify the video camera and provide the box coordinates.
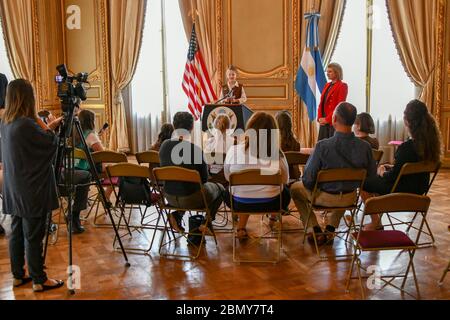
[56,64,89,113]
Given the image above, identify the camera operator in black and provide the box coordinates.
[1,79,64,292]
[34,108,91,234]
[0,72,7,235]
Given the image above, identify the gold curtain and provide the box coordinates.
[298,0,346,147]
[178,0,219,95]
[0,0,35,82]
[108,0,146,152]
[386,0,438,114]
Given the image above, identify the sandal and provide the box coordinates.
[13,277,33,288]
[33,279,64,292]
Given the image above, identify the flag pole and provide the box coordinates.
[160,0,169,123]
[366,0,374,113]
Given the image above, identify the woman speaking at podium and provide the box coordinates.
[220,65,247,104]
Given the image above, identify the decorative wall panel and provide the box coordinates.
[217,0,298,125]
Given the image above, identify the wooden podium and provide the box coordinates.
[202,104,253,133]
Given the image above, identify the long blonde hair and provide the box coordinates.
[3,79,36,124]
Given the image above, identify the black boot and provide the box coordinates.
[0,224,5,235]
[71,211,85,234]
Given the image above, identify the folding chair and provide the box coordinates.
[106,163,161,255]
[346,193,430,299]
[304,168,367,260]
[90,151,128,227]
[229,169,283,264]
[284,151,310,233]
[385,161,441,247]
[438,225,450,286]
[153,166,218,260]
[73,148,96,221]
[285,151,310,183]
[135,151,163,226]
[352,150,384,219]
[204,152,233,233]
[372,149,384,165]
[50,148,95,245]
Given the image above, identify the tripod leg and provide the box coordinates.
[73,120,130,267]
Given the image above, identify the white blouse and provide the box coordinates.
[224,143,289,199]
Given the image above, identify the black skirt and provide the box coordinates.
[318,124,335,141]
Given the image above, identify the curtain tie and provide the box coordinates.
[114,90,124,105]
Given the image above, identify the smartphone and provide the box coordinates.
[98,123,109,135]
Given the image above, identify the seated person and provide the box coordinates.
[75,110,105,164]
[290,102,376,245]
[224,112,291,238]
[205,114,235,185]
[363,100,442,230]
[354,112,379,149]
[58,170,91,234]
[72,109,107,232]
[276,110,301,180]
[151,123,174,152]
[159,112,225,233]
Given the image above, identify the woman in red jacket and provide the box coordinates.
[317,63,348,141]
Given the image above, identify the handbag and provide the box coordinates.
[117,177,153,206]
[188,215,205,246]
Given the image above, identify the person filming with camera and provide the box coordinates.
[0,79,64,292]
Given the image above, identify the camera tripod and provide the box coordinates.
[43,108,130,295]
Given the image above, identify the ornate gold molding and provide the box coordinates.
[215,0,223,87]
[434,0,445,125]
[268,67,290,79]
[226,0,289,79]
[246,84,289,100]
[99,0,111,144]
[32,0,42,110]
[292,0,300,137]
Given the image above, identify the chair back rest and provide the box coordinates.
[391,161,441,194]
[229,169,282,187]
[315,168,367,184]
[73,148,87,160]
[152,167,207,210]
[106,163,150,179]
[364,193,430,216]
[135,151,160,165]
[153,166,202,184]
[92,151,128,164]
[284,151,309,166]
[311,168,366,208]
[372,149,384,163]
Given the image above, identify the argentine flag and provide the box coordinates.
[295,13,327,121]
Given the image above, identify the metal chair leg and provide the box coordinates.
[438,260,450,286]
[356,258,365,299]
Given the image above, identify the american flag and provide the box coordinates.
[182,24,217,120]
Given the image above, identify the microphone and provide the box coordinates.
[215,90,234,104]
[98,123,109,135]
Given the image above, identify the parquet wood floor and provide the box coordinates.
[0,171,449,300]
